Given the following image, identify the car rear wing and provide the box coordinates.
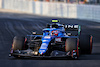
[64,25,81,35]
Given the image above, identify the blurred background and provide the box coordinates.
[34,0,100,4]
[1,0,100,22]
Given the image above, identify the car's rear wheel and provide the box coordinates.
[79,35,93,54]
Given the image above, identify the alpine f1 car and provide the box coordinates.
[9,20,93,59]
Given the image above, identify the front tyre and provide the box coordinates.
[65,38,79,59]
[12,36,25,50]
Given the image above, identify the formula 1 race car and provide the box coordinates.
[9,20,93,59]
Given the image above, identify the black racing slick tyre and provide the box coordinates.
[12,36,25,50]
[79,35,93,54]
[65,38,77,52]
[65,38,79,59]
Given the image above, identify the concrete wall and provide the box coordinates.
[1,0,100,22]
[2,0,33,13]
[0,0,2,8]
[77,5,100,22]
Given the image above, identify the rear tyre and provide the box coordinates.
[79,35,93,54]
[12,36,25,50]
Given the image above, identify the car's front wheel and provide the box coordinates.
[65,38,79,59]
[12,36,25,50]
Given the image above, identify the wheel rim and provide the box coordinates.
[77,39,79,57]
[90,35,93,54]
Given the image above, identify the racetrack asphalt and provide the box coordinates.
[0,12,100,67]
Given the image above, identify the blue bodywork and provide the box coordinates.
[38,26,78,54]
[39,28,66,54]
[27,23,80,55]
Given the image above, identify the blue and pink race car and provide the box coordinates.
[9,20,93,59]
